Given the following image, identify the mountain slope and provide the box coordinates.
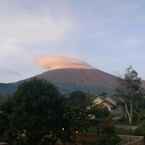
[0,68,120,95]
[36,68,119,94]
[0,83,18,95]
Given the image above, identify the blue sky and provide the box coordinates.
[0,0,145,82]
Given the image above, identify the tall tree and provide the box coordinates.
[0,79,65,145]
[116,66,145,125]
[0,79,91,145]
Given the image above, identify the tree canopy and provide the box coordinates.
[0,79,66,145]
[0,79,92,145]
[0,78,120,145]
[116,66,145,124]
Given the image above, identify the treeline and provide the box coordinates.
[0,66,145,145]
[0,79,119,145]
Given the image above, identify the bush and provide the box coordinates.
[134,122,145,136]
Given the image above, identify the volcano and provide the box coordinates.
[0,56,120,95]
[36,68,119,94]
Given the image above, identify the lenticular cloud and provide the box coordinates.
[37,56,92,70]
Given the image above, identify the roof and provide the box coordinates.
[94,97,117,106]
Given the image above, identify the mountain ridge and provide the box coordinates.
[0,68,120,96]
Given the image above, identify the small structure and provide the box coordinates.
[93,96,124,120]
[93,97,116,111]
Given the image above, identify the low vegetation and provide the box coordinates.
[0,66,145,145]
[0,79,120,145]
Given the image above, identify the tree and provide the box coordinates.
[0,79,91,145]
[60,105,90,145]
[60,91,92,144]
[116,66,145,125]
[0,79,65,145]
[68,91,93,109]
[88,106,120,145]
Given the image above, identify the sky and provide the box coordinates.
[1,0,145,82]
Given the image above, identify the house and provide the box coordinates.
[93,97,116,111]
[93,96,124,120]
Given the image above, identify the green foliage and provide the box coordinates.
[68,92,121,145]
[0,79,120,145]
[0,79,92,145]
[97,110,119,144]
[68,91,92,109]
[89,107,120,145]
[116,66,145,124]
[96,126,121,145]
[134,121,145,136]
[117,66,145,105]
[0,79,64,145]
[60,91,93,144]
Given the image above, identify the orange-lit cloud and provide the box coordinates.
[36,56,93,70]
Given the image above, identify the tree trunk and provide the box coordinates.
[124,102,133,125]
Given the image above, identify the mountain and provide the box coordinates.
[0,68,120,96]
[0,56,121,96]
[37,68,120,94]
[0,83,18,95]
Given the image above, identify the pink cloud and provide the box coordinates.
[36,56,93,70]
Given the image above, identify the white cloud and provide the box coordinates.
[0,15,73,45]
[0,0,75,82]
[0,14,73,62]
[0,0,74,57]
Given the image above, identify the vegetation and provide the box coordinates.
[68,91,92,108]
[0,79,121,145]
[90,106,120,145]
[0,79,65,145]
[116,66,145,125]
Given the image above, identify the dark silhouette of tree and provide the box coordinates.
[0,79,91,145]
[68,91,92,109]
[116,66,145,125]
[89,106,120,145]
[0,79,64,145]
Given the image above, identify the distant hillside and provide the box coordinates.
[0,68,120,96]
[0,83,18,95]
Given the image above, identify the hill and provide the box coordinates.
[0,68,120,95]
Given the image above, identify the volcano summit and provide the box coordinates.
[0,56,119,95]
